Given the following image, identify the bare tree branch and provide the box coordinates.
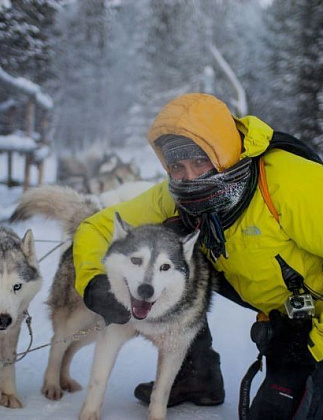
[209,43,248,116]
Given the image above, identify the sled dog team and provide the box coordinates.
[0,184,217,420]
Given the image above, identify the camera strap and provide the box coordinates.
[239,256,312,419]
[239,354,263,420]
[275,254,315,321]
[275,254,305,293]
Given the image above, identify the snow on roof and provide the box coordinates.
[0,98,16,112]
[0,66,53,110]
[0,133,38,152]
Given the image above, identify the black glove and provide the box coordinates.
[293,361,323,420]
[84,274,131,325]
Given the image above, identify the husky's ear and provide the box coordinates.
[21,229,38,267]
[112,212,133,241]
[182,230,200,262]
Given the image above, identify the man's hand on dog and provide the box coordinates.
[84,274,131,325]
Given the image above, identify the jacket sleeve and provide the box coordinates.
[266,150,323,257]
[73,179,176,296]
[266,150,323,361]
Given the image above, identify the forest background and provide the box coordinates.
[0,1,322,418]
[0,0,322,160]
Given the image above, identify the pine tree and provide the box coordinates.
[264,0,323,149]
[0,0,61,84]
[294,0,323,149]
[51,0,114,152]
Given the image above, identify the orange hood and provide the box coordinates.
[148,93,242,172]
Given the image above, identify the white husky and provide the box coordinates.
[11,186,216,420]
[0,227,42,408]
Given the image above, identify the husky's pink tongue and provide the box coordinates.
[131,297,153,320]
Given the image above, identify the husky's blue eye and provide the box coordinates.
[13,283,22,292]
[131,257,142,266]
[160,264,170,271]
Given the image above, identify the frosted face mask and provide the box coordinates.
[169,158,252,217]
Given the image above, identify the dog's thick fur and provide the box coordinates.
[11,186,216,420]
[0,227,42,408]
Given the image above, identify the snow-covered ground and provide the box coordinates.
[0,149,264,420]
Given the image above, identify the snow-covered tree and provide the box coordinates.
[0,0,62,84]
[133,0,206,140]
[294,0,323,150]
[133,0,248,143]
[264,0,323,149]
[51,0,114,152]
[218,0,271,119]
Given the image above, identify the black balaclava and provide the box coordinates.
[156,135,259,261]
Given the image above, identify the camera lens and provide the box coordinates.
[290,296,304,309]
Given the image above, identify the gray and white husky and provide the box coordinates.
[11,186,216,420]
[0,227,42,408]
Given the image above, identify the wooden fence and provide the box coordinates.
[0,67,53,190]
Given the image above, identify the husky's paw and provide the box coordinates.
[0,392,23,408]
[60,377,82,393]
[79,409,100,420]
[41,383,63,400]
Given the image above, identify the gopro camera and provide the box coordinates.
[285,293,315,319]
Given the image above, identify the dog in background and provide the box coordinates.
[0,227,42,408]
[57,152,142,194]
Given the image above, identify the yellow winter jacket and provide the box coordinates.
[73,113,323,362]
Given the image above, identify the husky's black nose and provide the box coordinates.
[138,284,154,299]
[0,313,12,329]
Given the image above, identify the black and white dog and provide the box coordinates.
[0,227,42,408]
[11,186,216,420]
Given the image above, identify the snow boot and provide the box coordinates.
[134,321,225,407]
